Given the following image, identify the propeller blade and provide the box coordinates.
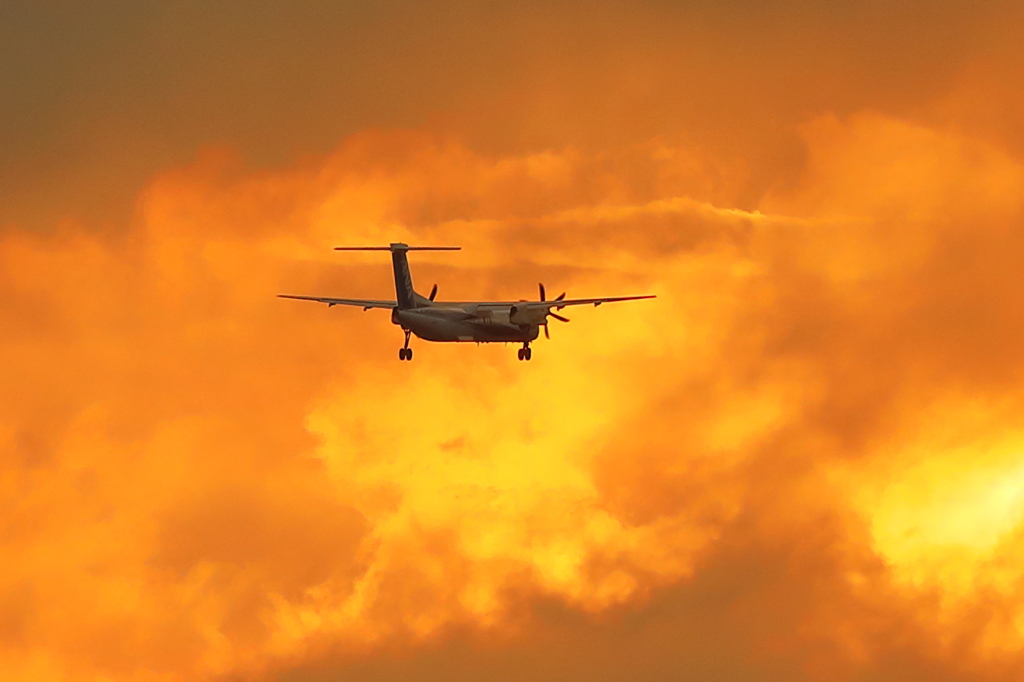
[550,312,570,323]
[539,282,546,302]
[544,323,550,339]
[429,284,438,301]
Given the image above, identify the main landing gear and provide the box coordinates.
[398,330,413,361]
[517,343,532,361]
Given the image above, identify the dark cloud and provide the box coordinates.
[3,0,1020,228]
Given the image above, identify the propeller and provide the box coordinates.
[429,284,438,301]
[539,283,570,339]
[539,283,566,303]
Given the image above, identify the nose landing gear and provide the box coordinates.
[517,343,532,361]
[399,330,413,361]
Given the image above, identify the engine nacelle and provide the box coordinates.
[509,303,548,326]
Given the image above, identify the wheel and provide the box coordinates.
[398,348,405,361]
[517,348,524,360]
[525,347,532,361]
[407,348,413,361]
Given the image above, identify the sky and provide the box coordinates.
[3,1,1024,681]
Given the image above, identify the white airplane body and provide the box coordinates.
[280,243,655,361]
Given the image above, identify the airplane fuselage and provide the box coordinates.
[393,306,540,343]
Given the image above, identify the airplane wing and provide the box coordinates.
[466,295,656,309]
[278,294,396,310]
[527,295,656,309]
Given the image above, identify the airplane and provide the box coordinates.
[279,243,655,361]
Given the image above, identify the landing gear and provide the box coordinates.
[517,344,532,361]
[399,331,413,361]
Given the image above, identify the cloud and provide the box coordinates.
[3,100,1024,682]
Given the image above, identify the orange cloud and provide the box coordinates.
[4,104,1024,682]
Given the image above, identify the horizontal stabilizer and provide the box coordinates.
[334,243,460,252]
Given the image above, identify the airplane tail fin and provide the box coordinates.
[334,243,460,309]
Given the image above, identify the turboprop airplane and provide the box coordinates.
[279,243,655,361]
